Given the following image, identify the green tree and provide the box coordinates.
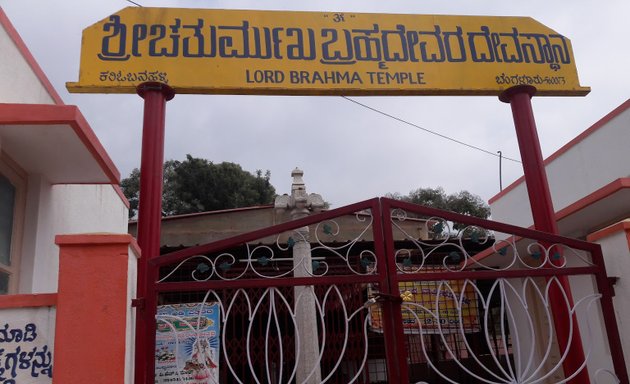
[121,155,276,218]
[386,187,490,230]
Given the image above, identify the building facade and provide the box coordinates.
[489,99,630,377]
[0,7,137,384]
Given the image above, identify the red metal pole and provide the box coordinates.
[379,199,410,383]
[134,82,174,384]
[500,85,589,383]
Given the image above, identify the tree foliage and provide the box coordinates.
[121,155,276,218]
[386,187,490,228]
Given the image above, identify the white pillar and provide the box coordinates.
[275,168,324,384]
[293,226,321,384]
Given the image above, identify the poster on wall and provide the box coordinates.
[155,302,221,384]
[368,267,479,334]
[0,306,55,383]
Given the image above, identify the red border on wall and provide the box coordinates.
[490,99,630,204]
[466,178,630,266]
[0,7,64,105]
[587,221,630,243]
[0,103,121,184]
[0,293,57,309]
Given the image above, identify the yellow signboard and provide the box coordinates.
[67,7,590,96]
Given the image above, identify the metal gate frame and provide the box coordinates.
[145,197,628,383]
[380,198,628,384]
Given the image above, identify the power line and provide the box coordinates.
[109,2,519,164]
[341,96,521,163]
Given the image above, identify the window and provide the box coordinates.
[0,153,25,294]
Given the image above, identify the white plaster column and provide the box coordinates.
[275,168,324,384]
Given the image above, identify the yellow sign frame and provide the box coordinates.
[367,266,480,334]
[67,7,590,96]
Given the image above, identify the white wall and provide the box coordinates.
[1,12,135,382]
[568,273,616,381]
[19,175,50,293]
[19,181,129,293]
[489,102,630,382]
[0,22,56,104]
[1,12,130,294]
[490,104,630,232]
[125,244,138,384]
[592,228,630,374]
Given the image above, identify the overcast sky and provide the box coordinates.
[1,0,628,208]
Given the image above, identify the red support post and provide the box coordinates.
[134,82,174,384]
[500,85,589,383]
[379,199,410,383]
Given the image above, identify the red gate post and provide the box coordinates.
[378,199,411,384]
[500,85,589,383]
[134,82,175,384]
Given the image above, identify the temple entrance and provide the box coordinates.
[68,7,627,383]
[149,197,621,383]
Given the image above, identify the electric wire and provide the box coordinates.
[341,96,521,163]
[120,0,518,165]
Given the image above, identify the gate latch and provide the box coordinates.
[364,292,403,308]
[132,298,145,309]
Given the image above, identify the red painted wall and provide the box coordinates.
[54,234,137,384]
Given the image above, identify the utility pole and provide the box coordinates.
[497,150,503,191]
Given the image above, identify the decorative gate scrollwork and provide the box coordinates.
[148,198,627,384]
